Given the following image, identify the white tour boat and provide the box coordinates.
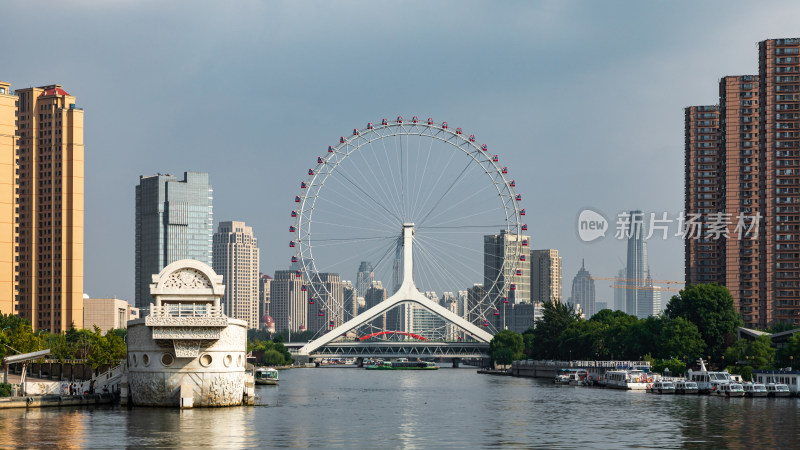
[687,359,733,395]
[255,367,279,385]
[716,383,745,397]
[648,381,676,395]
[605,369,652,390]
[675,380,699,395]
[742,382,767,397]
[766,383,791,397]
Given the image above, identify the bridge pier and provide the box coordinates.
[452,358,460,368]
[356,357,364,368]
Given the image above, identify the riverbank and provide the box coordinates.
[0,393,117,409]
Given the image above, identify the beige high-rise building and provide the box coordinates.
[213,221,259,329]
[531,249,562,304]
[0,81,17,317]
[10,84,84,332]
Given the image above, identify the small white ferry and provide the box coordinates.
[649,381,676,395]
[255,367,279,385]
[766,383,791,397]
[717,383,745,397]
[605,369,652,390]
[742,382,767,397]
[675,380,699,395]
[687,359,733,395]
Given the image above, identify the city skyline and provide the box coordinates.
[3,2,800,309]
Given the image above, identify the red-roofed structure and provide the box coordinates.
[38,87,70,97]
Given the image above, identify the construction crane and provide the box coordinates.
[590,276,685,293]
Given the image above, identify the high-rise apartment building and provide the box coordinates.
[342,280,357,317]
[0,82,17,318]
[271,269,307,333]
[307,272,343,332]
[569,259,596,318]
[530,249,561,304]
[135,172,213,310]
[685,107,724,287]
[213,221,259,328]
[685,37,800,328]
[484,231,530,306]
[11,84,84,332]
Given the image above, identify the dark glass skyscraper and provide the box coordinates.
[135,172,213,309]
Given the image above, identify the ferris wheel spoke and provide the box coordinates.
[358,143,405,222]
[420,182,498,227]
[408,134,436,221]
[417,158,479,226]
[314,197,399,234]
[325,168,401,225]
[350,144,401,220]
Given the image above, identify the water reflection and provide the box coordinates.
[2,370,800,448]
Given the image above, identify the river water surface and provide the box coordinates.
[1,367,799,448]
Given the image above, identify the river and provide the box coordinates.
[1,367,799,448]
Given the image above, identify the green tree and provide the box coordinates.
[530,301,579,359]
[665,284,742,357]
[589,309,639,360]
[619,316,664,361]
[86,326,126,370]
[651,356,687,376]
[658,317,704,361]
[262,349,287,366]
[776,333,800,369]
[723,335,775,370]
[489,329,524,365]
[521,328,535,358]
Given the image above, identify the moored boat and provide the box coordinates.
[255,367,279,385]
[649,381,676,395]
[717,383,745,397]
[675,380,699,395]
[766,383,791,397]
[365,360,438,370]
[605,369,651,390]
[687,358,734,395]
[743,382,767,397]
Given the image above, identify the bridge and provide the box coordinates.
[292,223,492,362]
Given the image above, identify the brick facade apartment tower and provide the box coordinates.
[686,38,800,328]
[14,85,84,332]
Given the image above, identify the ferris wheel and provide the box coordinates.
[290,116,524,338]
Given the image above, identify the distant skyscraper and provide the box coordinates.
[596,301,609,312]
[485,231,530,306]
[466,284,485,326]
[271,269,307,333]
[640,275,663,318]
[356,261,374,299]
[258,273,272,325]
[7,83,85,332]
[613,268,626,312]
[213,221,259,328]
[363,280,387,330]
[569,259,596,317]
[342,280,357,317]
[531,249,562,304]
[625,211,649,318]
[307,272,343,332]
[135,172,213,310]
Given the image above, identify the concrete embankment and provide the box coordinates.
[0,393,117,409]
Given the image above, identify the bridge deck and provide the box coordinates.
[289,342,489,358]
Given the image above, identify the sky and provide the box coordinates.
[4,0,800,306]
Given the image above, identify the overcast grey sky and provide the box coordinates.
[4,0,799,305]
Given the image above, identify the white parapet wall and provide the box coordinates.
[126,318,248,407]
[125,259,252,408]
